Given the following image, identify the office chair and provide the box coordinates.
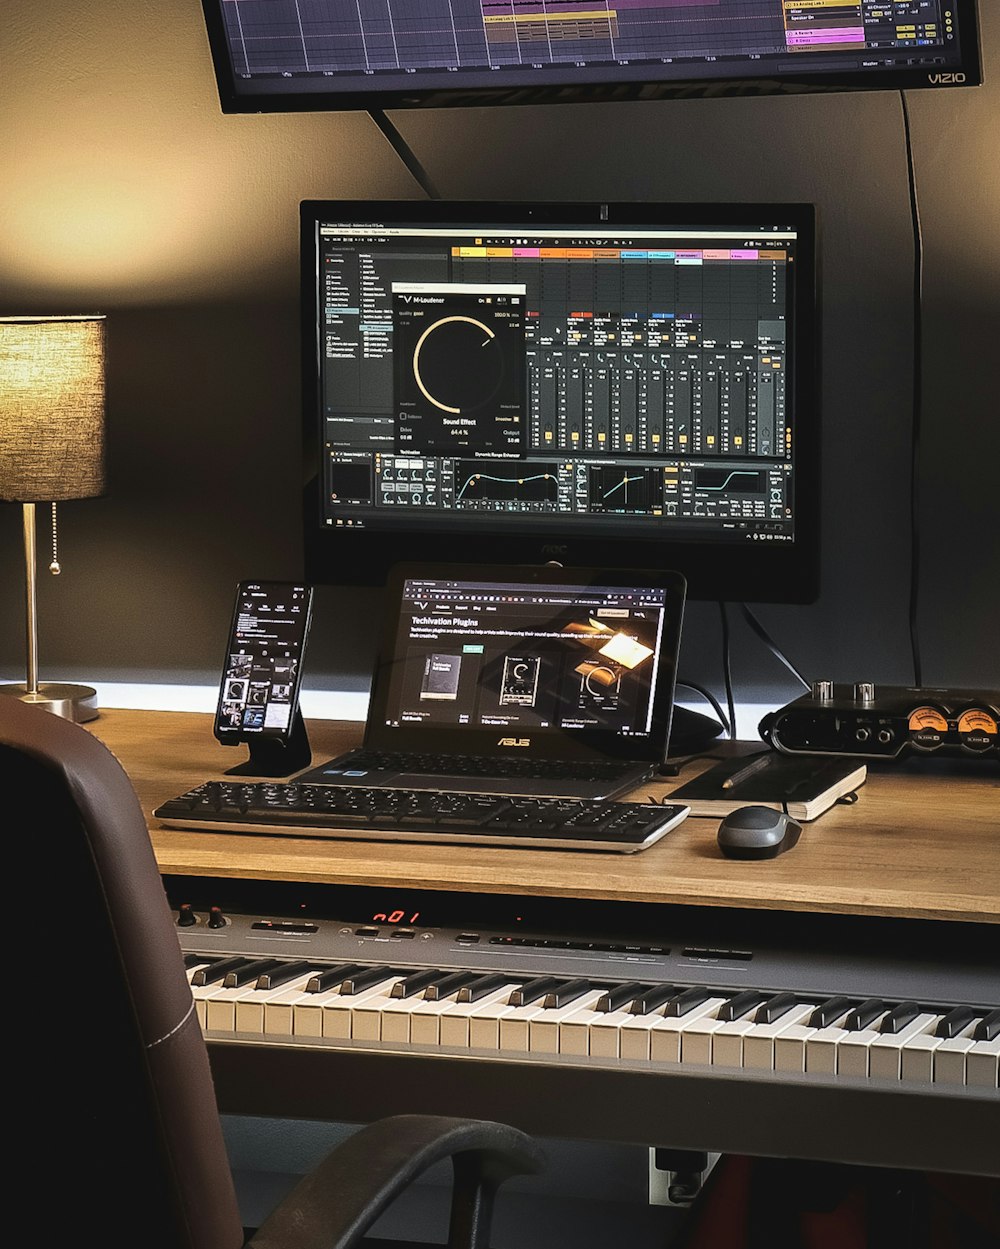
[2,698,542,1249]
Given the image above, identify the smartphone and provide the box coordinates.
[214,581,313,744]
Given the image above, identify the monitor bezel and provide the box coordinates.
[301,198,819,603]
[202,0,981,113]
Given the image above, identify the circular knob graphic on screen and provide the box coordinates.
[411,315,506,414]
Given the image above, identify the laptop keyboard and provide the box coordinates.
[335,749,640,782]
[154,781,688,851]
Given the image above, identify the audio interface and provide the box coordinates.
[759,683,999,761]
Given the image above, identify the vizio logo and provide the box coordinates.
[928,72,966,84]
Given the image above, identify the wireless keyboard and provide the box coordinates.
[154,782,689,853]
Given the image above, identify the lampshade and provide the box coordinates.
[0,315,107,503]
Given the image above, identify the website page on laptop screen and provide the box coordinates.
[381,577,667,740]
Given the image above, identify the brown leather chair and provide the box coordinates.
[2,698,542,1249]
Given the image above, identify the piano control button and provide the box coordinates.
[869,1013,940,1079]
[649,998,728,1065]
[974,1009,1000,1043]
[742,1004,817,1070]
[878,1001,921,1035]
[844,998,886,1031]
[391,929,416,939]
[177,904,197,927]
[808,996,854,1029]
[934,1006,978,1040]
[965,1035,1000,1089]
[208,906,227,929]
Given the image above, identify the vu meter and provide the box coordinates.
[392,282,525,458]
[956,708,998,753]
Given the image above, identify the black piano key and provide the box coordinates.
[879,1000,921,1035]
[255,960,319,990]
[808,996,853,1029]
[844,998,886,1031]
[934,1006,977,1040]
[456,973,512,1003]
[305,962,367,993]
[630,985,678,1016]
[754,992,798,1024]
[391,969,446,999]
[191,956,255,987]
[973,1008,999,1042]
[509,976,563,1007]
[222,958,287,988]
[341,965,396,995]
[542,978,593,1009]
[662,987,713,1019]
[597,981,651,1013]
[184,953,216,970]
[424,971,481,1001]
[718,991,766,1023]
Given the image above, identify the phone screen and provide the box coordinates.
[214,581,313,742]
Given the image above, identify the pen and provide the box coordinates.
[722,752,772,790]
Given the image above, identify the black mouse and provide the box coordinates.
[717,805,802,860]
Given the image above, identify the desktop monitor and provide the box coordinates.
[202,0,981,112]
[301,199,818,603]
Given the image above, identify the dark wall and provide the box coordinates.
[2,1,998,710]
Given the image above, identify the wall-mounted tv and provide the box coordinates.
[201,0,981,113]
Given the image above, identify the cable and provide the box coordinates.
[675,680,730,737]
[900,89,924,687]
[718,602,737,740]
[368,108,441,200]
[740,603,810,690]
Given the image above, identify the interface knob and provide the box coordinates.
[855,682,875,704]
[811,680,834,701]
[177,903,197,927]
[208,905,227,929]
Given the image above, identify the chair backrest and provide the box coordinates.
[3,699,244,1249]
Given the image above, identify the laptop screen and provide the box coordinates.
[367,565,685,763]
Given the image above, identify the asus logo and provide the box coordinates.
[497,737,530,747]
[928,72,966,84]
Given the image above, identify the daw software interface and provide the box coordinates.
[380,575,668,740]
[316,215,803,552]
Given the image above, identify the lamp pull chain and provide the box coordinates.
[49,502,61,575]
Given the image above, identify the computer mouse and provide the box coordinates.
[717,805,802,860]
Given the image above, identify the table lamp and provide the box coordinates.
[1,315,107,722]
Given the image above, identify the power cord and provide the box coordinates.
[740,603,810,690]
[368,108,441,200]
[718,602,737,739]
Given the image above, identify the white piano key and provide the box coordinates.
[649,998,729,1065]
[742,1005,817,1071]
[191,980,236,1030]
[805,1021,852,1075]
[868,1013,940,1080]
[439,984,522,1049]
[679,1002,730,1065]
[530,990,605,1055]
[468,996,519,1050]
[499,1002,551,1053]
[776,1008,853,1074]
[618,1013,662,1062]
[966,1036,1000,1089]
[409,994,463,1046]
[379,993,431,1044]
[837,1012,890,1078]
[589,1007,640,1060]
[349,979,412,1042]
[932,1020,980,1085]
[320,978,404,1040]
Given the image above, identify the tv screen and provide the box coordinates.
[301,199,819,603]
[202,0,981,112]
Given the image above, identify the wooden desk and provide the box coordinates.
[88,709,999,1175]
[93,708,1000,924]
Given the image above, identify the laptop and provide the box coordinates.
[299,563,686,799]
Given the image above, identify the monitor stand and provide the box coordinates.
[668,706,725,757]
[223,709,312,778]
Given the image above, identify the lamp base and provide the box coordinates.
[0,682,99,723]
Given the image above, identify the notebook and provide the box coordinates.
[300,563,687,799]
[667,752,867,822]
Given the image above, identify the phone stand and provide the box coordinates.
[223,707,312,778]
